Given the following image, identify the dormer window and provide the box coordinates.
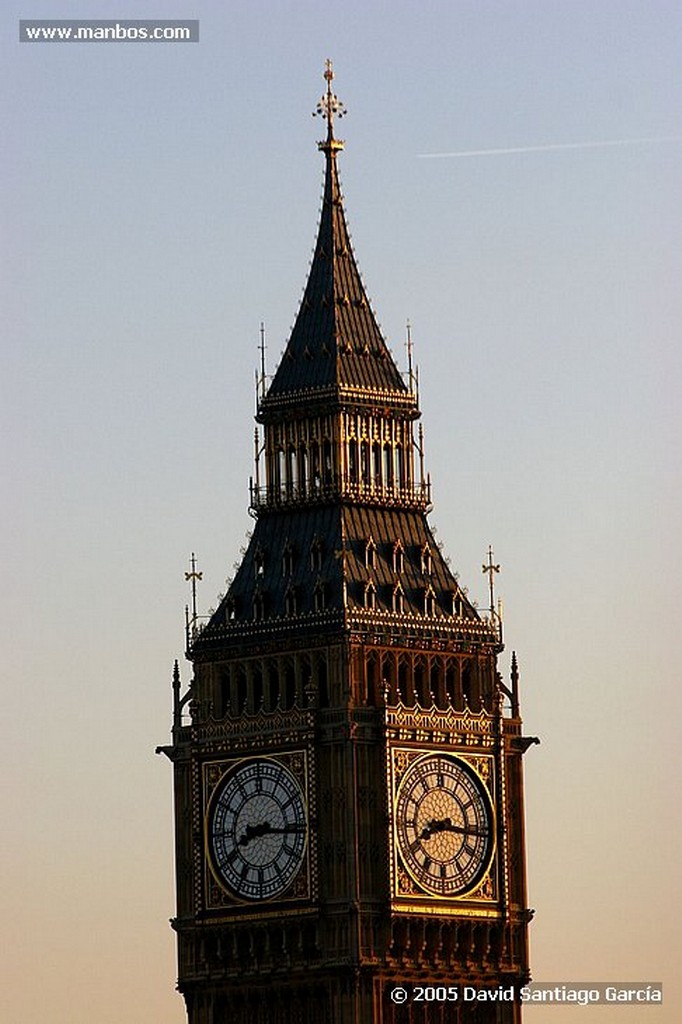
[392,582,405,615]
[253,590,265,621]
[364,581,376,610]
[392,540,404,574]
[282,542,295,577]
[226,596,237,622]
[365,537,376,570]
[285,584,298,617]
[313,579,326,612]
[421,544,432,575]
[452,590,464,617]
[423,585,436,617]
[254,546,266,578]
[310,537,323,572]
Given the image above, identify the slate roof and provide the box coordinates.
[260,134,409,409]
[198,504,493,648]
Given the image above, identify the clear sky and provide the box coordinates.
[3,1,680,1022]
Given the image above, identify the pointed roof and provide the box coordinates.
[261,62,410,410]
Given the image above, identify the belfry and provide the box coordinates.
[159,62,535,1023]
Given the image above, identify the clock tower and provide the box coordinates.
[159,62,536,1023]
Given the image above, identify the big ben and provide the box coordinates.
[158,62,536,1024]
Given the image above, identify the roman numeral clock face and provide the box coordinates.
[207,758,307,902]
[395,753,494,897]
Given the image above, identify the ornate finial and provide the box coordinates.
[185,552,203,633]
[406,320,413,375]
[258,321,267,401]
[482,545,501,626]
[313,59,346,152]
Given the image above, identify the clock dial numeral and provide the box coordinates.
[208,758,307,902]
[396,753,494,897]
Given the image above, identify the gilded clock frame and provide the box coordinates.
[389,746,498,909]
[202,750,312,909]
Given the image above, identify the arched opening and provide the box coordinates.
[322,439,333,485]
[217,669,230,718]
[462,661,473,706]
[310,442,321,490]
[383,443,393,487]
[366,653,378,707]
[251,666,263,712]
[372,442,382,486]
[299,445,308,494]
[283,662,296,709]
[286,445,297,494]
[382,655,397,705]
[348,438,358,484]
[431,662,445,709]
[267,663,280,710]
[360,441,370,489]
[318,657,329,707]
[445,660,458,708]
[236,668,247,713]
[414,660,429,707]
[276,448,285,495]
[398,659,413,705]
[395,443,404,487]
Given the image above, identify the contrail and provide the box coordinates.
[417,135,682,159]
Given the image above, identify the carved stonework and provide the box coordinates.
[397,865,418,895]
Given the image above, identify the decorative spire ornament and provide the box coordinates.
[313,58,346,152]
[184,552,202,635]
[482,544,501,622]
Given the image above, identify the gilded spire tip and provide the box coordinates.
[313,59,346,153]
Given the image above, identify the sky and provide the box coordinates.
[2,1,681,1021]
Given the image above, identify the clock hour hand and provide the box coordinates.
[419,816,488,841]
[238,821,305,847]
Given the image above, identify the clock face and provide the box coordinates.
[395,753,494,897]
[208,758,307,902]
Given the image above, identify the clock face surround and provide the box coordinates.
[207,757,307,902]
[395,752,494,897]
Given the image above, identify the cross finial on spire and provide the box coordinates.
[482,544,501,621]
[313,59,346,153]
[185,552,203,631]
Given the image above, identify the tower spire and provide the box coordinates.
[264,59,407,404]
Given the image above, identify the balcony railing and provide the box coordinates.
[249,475,432,513]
